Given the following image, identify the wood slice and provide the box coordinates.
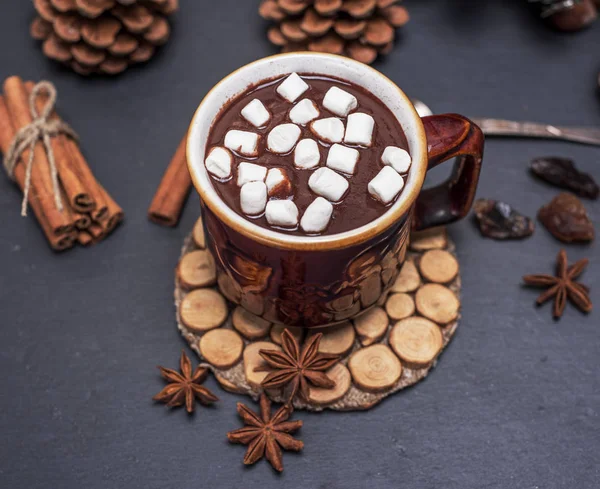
[419,249,459,284]
[177,250,217,289]
[385,293,415,321]
[199,329,244,369]
[410,227,448,251]
[352,306,388,346]
[390,259,420,293]
[215,373,246,394]
[180,289,227,333]
[232,307,272,340]
[308,363,351,405]
[415,284,460,324]
[348,344,402,392]
[217,273,241,303]
[389,317,443,368]
[193,216,206,249]
[308,321,355,356]
[270,324,304,346]
[243,341,282,389]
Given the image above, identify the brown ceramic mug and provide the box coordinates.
[187,53,484,328]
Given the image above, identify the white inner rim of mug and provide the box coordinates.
[187,53,427,247]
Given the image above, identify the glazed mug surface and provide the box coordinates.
[187,53,484,328]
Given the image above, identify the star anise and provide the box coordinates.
[227,393,303,472]
[257,329,339,404]
[153,350,218,413]
[523,249,592,318]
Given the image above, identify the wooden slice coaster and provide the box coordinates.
[352,306,388,346]
[410,226,448,251]
[348,344,402,392]
[308,321,356,357]
[389,317,443,368]
[419,250,459,284]
[415,284,460,324]
[243,341,281,390]
[177,249,216,289]
[232,307,272,340]
[385,293,415,320]
[180,288,227,333]
[199,329,244,368]
[308,363,352,405]
[390,259,421,293]
[175,218,462,412]
[270,324,304,346]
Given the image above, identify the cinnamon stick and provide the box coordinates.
[97,183,124,233]
[77,231,94,246]
[25,81,95,213]
[3,76,73,235]
[0,96,74,251]
[148,133,192,227]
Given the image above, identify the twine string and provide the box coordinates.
[3,81,78,216]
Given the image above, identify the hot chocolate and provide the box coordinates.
[204,72,411,236]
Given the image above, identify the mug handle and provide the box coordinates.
[413,114,485,231]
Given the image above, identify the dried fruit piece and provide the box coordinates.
[348,344,402,392]
[385,293,415,320]
[308,363,351,405]
[352,306,388,346]
[389,317,443,368]
[538,192,594,243]
[199,329,244,368]
[419,250,459,283]
[473,199,534,240]
[180,289,227,332]
[415,284,460,324]
[530,157,599,199]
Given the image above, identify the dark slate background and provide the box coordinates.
[0,1,599,488]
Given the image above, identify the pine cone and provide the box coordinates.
[259,0,409,64]
[30,0,178,75]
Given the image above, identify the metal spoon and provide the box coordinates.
[411,99,600,147]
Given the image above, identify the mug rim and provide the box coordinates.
[187,52,427,251]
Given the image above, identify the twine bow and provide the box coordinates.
[3,81,78,216]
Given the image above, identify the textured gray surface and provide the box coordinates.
[0,1,599,488]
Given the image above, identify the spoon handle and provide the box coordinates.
[470,118,600,146]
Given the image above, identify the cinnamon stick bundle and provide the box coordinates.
[0,76,124,251]
[148,133,192,227]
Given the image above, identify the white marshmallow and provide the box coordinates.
[265,200,299,228]
[326,143,360,175]
[323,86,358,117]
[205,146,232,179]
[237,162,267,186]
[344,112,375,147]
[240,181,267,216]
[224,130,259,156]
[381,146,412,173]
[267,123,301,154]
[276,73,309,103]
[368,166,404,204]
[310,118,345,143]
[266,168,292,198]
[289,99,320,125]
[241,99,271,128]
[300,197,333,234]
[294,139,320,169]
[308,167,349,202]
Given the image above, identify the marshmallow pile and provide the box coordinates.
[205,73,412,235]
